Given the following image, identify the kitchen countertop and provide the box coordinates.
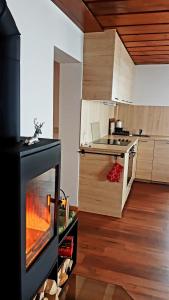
[80,135,138,155]
[137,135,169,141]
[80,134,169,155]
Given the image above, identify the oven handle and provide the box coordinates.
[129,151,136,157]
[79,149,125,158]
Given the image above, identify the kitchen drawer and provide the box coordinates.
[136,140,154,181]
[152,140,169,183]
[153,140,169,159]
[136,160,153,181]
[137,140,154,160]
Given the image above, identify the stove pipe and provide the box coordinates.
[0,0,20,143]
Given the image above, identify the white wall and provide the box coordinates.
[59,64,82,204]
[7,0,83,136]
[7,0,83,205]
[80,100,115,145]
[132,65,169,106]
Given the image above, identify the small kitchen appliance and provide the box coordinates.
[114,119,124,134]
[115,120,123,129]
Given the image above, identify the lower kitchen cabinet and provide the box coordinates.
[79,150,136,218]
[79,153,122,217]
[152,141,169,183]
[136,140,154,181]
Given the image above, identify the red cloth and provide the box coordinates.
[107,162,123,182]
[58,236,74,257]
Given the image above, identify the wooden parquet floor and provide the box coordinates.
[75,182,169,300]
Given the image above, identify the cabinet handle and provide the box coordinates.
[140,140,148,143]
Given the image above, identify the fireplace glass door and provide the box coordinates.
[26,168,56,269]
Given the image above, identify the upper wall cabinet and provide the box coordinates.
[82,30,135,103]
[118,40,135,103]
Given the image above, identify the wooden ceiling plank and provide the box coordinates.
[51,0,102,32]
[121,33,169,42]
[83,0,129,2]
[126,40,169,47]
[115,24,169,35]
[87,0,169,16]
[52,0,169,63]
[127,46,169,52]
[133,54,169,64]
[97,12,169,27]
[132,54,169,58]
[135,61,169,64]
[130,50,169,56]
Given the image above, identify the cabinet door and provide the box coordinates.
[79,153,123,217]
[136,140,154,180]
[152,141,169,183]
[112,33,121,101]
[82,31,115,100]
[118,42,134,102]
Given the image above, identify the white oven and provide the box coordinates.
[127,145,137,185]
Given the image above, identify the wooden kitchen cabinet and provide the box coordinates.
[152,140,169,183]
[82,30,134,102]
[136,140,154,181]
[111,32,121,101]
[118,42,134,102]
[79,152,123,217]
[79,146,137,218]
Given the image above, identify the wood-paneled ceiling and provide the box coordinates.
[51,0,169,64]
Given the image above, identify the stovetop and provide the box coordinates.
[113,131,130,136]
[93,138,131,146]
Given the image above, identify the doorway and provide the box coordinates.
[53,47,82,206]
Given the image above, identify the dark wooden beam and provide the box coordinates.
[51,0,102,32]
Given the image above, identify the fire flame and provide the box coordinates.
[26,192,51,255]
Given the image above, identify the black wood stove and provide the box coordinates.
[0,1,61,299]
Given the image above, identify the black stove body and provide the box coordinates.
[1,139,61,299]
[0,1,61,299]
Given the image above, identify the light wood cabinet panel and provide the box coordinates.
[119,36,134,102]
[112,33,121,100]
[152,141,169,183]
[82,30,134,102]
[79,152,125,217]
[117,104,169,136]
[136,161,153,181]
[137,140,154,160]
[136,140,154,180]
[82,31,115,100]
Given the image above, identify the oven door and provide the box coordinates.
[127,147,136,185]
